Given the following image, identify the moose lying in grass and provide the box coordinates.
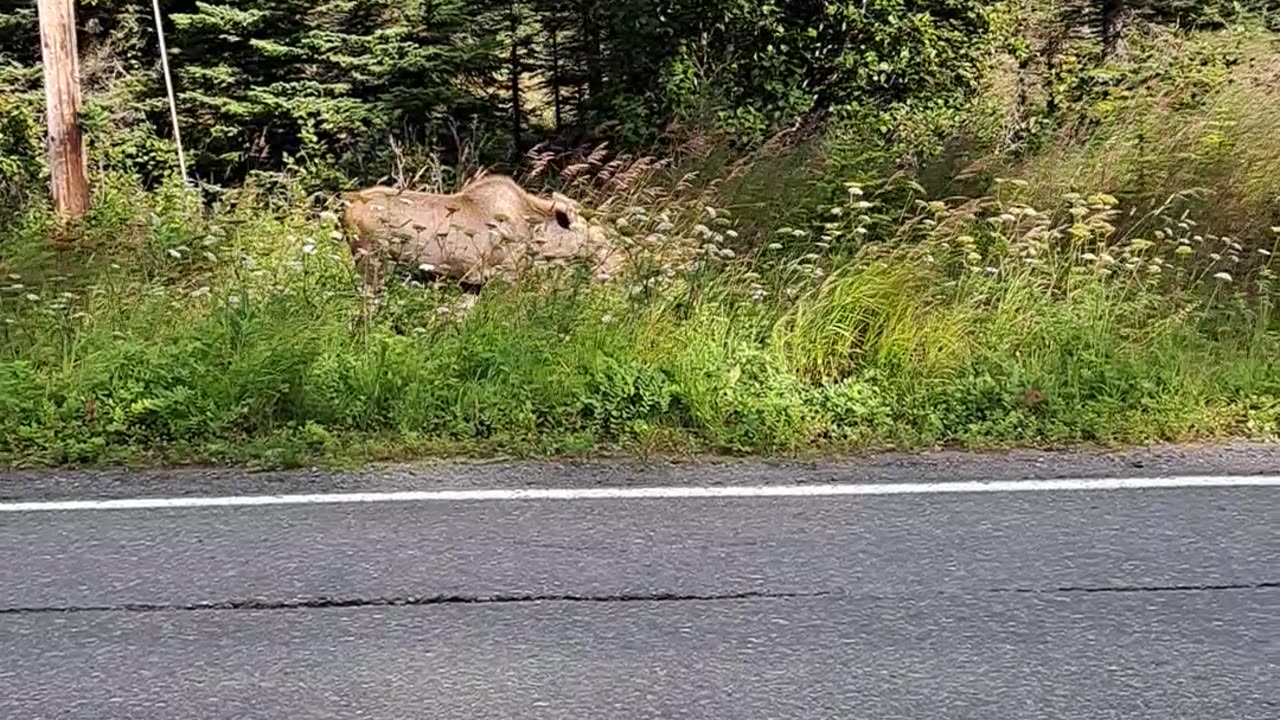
[339,174,621,295]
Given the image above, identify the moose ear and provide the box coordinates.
[554,209,571,229]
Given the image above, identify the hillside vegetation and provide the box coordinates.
[1,1,1278,467]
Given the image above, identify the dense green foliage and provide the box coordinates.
[1,2,1278,467]
[2,0,1008,184]
[3,0,1275,186]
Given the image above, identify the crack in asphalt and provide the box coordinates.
[0,589,833,615]
[2,582,1276,616]
[991,581,1280,595]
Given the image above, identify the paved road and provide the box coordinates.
[2,455,1278,719]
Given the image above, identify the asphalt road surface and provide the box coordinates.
[2,448,1278,719]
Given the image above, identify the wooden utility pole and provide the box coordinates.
[509,0,523,160]
[37,0,90,219]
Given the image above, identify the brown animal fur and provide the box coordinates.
[339,174,618,290]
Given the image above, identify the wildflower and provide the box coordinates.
[845,184,864,196]
[318,210,338,224]
[985,266,998,275]
[302,243,316,255]
[1081,252,1098,262]
[719,248,736,259]
[854,227,869,236]
[1210,253,1222,261]
[1259,248,1272,257]
[1214,272,1233,282]
[330,231,344,241]
[191,286,211,298]
[24,293,39,302]
[6,274,19,281]
[418,263,436,273]
[167,248,181,259]
[601,313,614,324]
[829,206,844,216]
[776,227,794,235]
[767,243,783,251]
[853,201,873,210]
[1175,245,1193,256]
[4,283,24,291]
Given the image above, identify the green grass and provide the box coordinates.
[0,166,1276,469]
[981,23,1280,244]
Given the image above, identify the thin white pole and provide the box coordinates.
[150,0,188,185]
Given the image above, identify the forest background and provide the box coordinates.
[1,0,1278,467]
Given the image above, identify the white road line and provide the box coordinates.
[0,474,1277,513]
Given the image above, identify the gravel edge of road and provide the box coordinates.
[2,440,1279,501]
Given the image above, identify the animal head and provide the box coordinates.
[547,191,581,230]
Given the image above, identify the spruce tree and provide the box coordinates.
[167,0,502,181]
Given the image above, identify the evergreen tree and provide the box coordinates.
[167,0,503,181]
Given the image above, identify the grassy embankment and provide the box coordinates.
[1,25,1277,468]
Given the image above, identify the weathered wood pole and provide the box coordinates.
[37,0,90,219]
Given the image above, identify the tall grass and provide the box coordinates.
[1,156,1275,468]
[987,23,1280,243]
